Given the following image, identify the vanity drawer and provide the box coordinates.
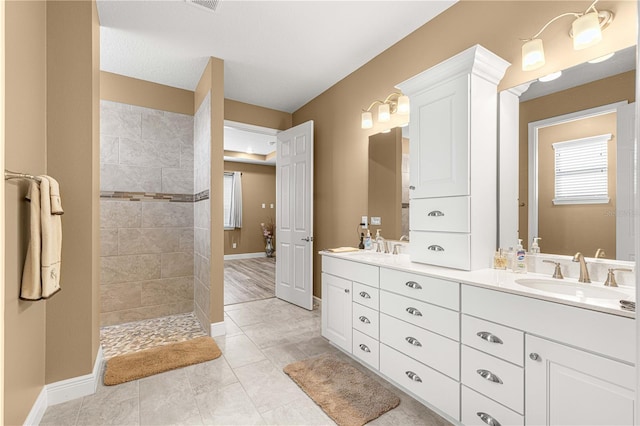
[353,303,379,339]
[462,314,524,366]
[409,231,470,270]
[322,256,379,288]
[380,313,459,380]
[352,282,379,310]
[380,344,460,421]
[353,329,379,370]
[380,290,459,340]
[462,386,523,426]
[410,196,470,233]
[380,268,459,310]
[462,345,524,414]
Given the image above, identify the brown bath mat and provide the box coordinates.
[283,354,400,426]
[104,336,222,385]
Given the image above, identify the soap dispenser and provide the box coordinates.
[364,230,372,250]
[530,237,541,254]
[514,239,527,273]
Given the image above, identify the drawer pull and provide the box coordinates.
[359,291,371,299]
[405,371,422,383]
[405,307,423,317]
[427,210,445,217]
[359,344,371,353]
[477,331,504,344]
[529,352,540,361]
[477,369,503,384]
[358,316,371,324]
[427,244,444,252]
[477,412,501,426]
[405,336,422,347]
[405,281,422,290]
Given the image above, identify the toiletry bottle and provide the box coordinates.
[358,233,365,250]
[364,230,372,250]
[514,239,527,273]
[530,237,541,254]
[506,247,514,271]
[493,248,507,270]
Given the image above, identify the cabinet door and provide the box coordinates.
[526,334,635,426]
[321,273,352,353]
[410,74,469,199]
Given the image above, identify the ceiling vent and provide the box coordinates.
[185,0,222,13]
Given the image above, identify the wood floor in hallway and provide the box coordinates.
[224,256,275,306]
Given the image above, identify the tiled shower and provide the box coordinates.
[99,99,211,332]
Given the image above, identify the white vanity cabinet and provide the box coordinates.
[321,273,352,353]
[397,45,510,271]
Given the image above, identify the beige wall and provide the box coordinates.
[223,162,276,255]
[368,128,402,240]
[4,2,47,423]
[225,99,292,130]
[519,70,636,245]
[538,113,617,257]
[292,1,637,297]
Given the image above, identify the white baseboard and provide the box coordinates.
[210,320,226,337]
[47,346,104,406]
[24,387,47,426]
[224,252,266,260]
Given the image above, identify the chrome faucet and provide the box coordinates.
[572,252,591,283]
[595,248,606,258]
[399,235,409,242]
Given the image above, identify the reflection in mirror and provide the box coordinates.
[516,45,636,260]
[367,127,410,240]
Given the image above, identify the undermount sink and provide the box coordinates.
[514,278,630,301]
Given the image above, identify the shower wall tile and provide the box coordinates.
[141,276,193,306]
[161,252,195,278]
[119,137,181,168]
[179,228,194,252]
[101,282,142,313]
[101,254,161,285]
[194,279,210,319]
[101,229,119,256]
[194,227,210,258]
[101,299,194,327]
[194,253,210,286]
[142,202,194,228]
[101,100,130,112]
[101,163,162,193]
[130,104,164,117]
[101,135,119,164]
[162,168,194,195]
[101,108,142,139]
[180,143,194,170]
[142,113,193,146]
[194,200,210,229]
[118,228,181,255]
[194,303,209,335]
[194,166,210,195]
[101,200,142,229]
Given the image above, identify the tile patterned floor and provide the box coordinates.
[100,312,207,359]
[41,298,452,426]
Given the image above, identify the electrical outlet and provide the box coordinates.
[270,203,274,208]
[361,216,368,229]
[371,216,381,226]
[232,243,237,249]
[262,203,266,208]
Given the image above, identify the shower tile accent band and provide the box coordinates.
[100,190,210,203]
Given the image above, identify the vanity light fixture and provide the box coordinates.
[521,0,614,71]
[361,92,409,129]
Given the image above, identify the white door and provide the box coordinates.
[616,102,635,261]
[275,121,314,310]
[526,334,635,426]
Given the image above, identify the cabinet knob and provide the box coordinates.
[405,281,422,290]
[405,336,422,347]
[477,412,501,426]
[358,316,370,324]
[477,331,503,344]
[405,307,423,317]
[359,344,371,353]
[409,185,415,190]
[405,371,422,383]
[344,289,350,294]
[529,352,540,361]
[359,291,371,299]
[476,369,503,384]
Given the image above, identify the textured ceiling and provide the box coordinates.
[97,0,457,113]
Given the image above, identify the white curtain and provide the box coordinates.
[230,171,242,228]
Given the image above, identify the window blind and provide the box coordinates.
[552,134,611,205]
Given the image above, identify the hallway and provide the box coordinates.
[224,257,275,306]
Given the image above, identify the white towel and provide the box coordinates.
[20,175,63,300]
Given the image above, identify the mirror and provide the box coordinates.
[513,45,636,260]
[367,126,410,240]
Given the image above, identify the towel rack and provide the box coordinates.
[4,169,42,183]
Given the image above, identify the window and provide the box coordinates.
[552,134,611,205]
[223,172,242,229]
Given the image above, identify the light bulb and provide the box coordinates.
[361,111,373,129]
[378,103,391,122]
[522,39,545,71]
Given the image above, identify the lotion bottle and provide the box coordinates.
[514,239,527,273]
[364,230,372,250]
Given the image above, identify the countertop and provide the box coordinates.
[320,250,636,319]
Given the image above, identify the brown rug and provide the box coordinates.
[103,336,222,386]
[283,354,400,426]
